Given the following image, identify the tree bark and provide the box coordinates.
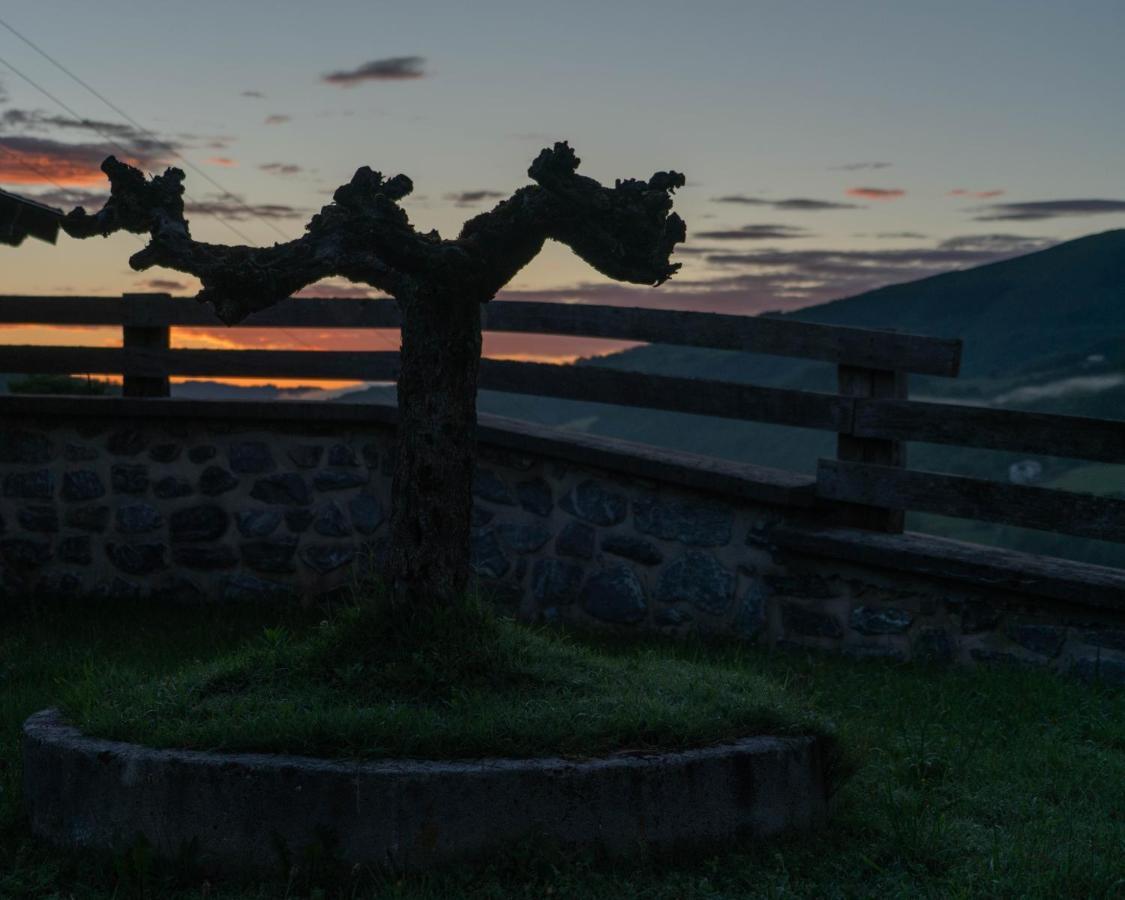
[384,287,482,607]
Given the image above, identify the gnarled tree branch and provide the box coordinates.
[60,142,685,322]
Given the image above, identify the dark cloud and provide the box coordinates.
[846,187,905,200]
[322,56,426,85]
[264,114,291,125]
[712,195,862,211]
[873,231,927,239]
[971,199,1125,221]
[2,108,150,142]
[693,224,810,240]
[241,90,266,99]
[184,195,306,221]
[259,162,302,176]
[138,278,188,292]
[445,189,506,207]
[830,161,892,171]
[20,187,107,209]
[497,232,1058,317]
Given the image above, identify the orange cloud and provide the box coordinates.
[0,137,160,187]
[949,188,1005,198]
[206,156,237,167]
[845,187,905,200]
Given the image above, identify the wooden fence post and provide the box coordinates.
[835,364,906,532]
[121,293,171,398]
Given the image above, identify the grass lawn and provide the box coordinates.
[2,600,1123,899]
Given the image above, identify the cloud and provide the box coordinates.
[971,198,1125,221]
[17,186,107,209]
[846,187,905,200]
[322,56,426,85]
[693,224,810,240]
[205,156,237,167]
[496,231,1058,318]
[264,114,291,125]
[259,162,302,176]
[241,90,265,99]
[293,279,381,299]
[936,233,1049,253]
[137,278,188,292]
[949,188,1005,198]
[184,195,306,221]
[712,195,862,211]
[445,189,506,207]
[873,231,927,239]
[0,135,170,185]
[830,161,893,171]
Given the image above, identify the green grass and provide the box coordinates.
[69,593,826,761]
[2,600,1123,899]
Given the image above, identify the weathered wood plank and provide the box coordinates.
[854,397,1125,464]
[0,295,962,374]
[0,346,400,380]
[834,365,906,532]
[478,359,852,431]
[120,294,170,397]
[484,303,962,375]
[773,525,1125,611]
[817,458,1125,543]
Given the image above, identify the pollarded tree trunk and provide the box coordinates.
[385,287,482,606]
[57,144,685,612]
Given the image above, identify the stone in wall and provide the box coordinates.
[471,530,510,579]
[19,505,59,533]
[634,496,733,547]
[1008,624,1066,658]
[251,473,311,506]
[65,505,109,532]
[61,471,104,502]
[601,535,663,566]
[850,606,914,636]
[516,478,553,517]
[229,442,276,474]
[555,521,594,559]
[531,558,583,606]
[0,430,51,464]
[107,430,146,456]
[236,509,281,538]
[5,470,53,499]
[497,521,553,554]
[200,466,239,496]
[348,493,383,534]
[782,602,843,640]
[169,506,229,542]
[473,467,515,505]
[657,551,734,615]
[106,542,165,575]
[581,565,647,625]
[561,480,626,526]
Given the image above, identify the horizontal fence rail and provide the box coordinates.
[1,291,1122,556]
[0,294,962,375]
[818,459,1125,544]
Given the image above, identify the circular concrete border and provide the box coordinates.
[23,709,830,874]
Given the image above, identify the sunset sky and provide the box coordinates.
[1,0,1123,375]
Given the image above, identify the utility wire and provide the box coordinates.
[0,16,291,243]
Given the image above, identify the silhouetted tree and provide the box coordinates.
[61,144,685,607]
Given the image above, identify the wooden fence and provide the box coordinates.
[1,292,1123,546]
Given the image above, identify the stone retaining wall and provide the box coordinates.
[1,397,1123,684]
